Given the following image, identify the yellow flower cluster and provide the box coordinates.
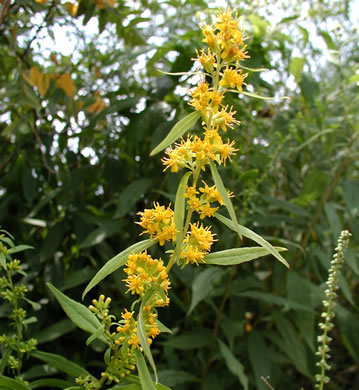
[162,9,247,176]
[123,250,170,306]
[180,223,216,265]
[137,203,177,246]
[185,181,224,219]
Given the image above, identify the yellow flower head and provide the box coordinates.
[180,223,215,265]
[123,250,171,300]
[137,203,177,245]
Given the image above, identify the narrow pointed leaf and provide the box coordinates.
[28,378,74,389]
[218,340,248,390]
[150,111,201,156]
[209,161,239,230]
[174,172,192,262]
[0,375,30,390]
[226,89,290,100]
[31,350,90,378]
[155,69,208,77]
[237,65,268,72]
[204,247,287,265]
[47,283,106,342]
[138,295,157,382]
[215,213,289,268]
[82,239,155,299]
[134,350,157,390]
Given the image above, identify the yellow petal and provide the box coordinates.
[58,73,76,97]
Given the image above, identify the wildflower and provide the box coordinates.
[137,203,177,245]
[180,223,215,265]
[219,66,247,91]
[123,250,171,298]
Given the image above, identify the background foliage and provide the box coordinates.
[0,0,358,388]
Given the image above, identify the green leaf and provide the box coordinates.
[295,128,334,151]
[188,267,225,315]
[86,324,105,346]
[138,300,157,383]
[226,89,290,100]
[157,369,198,387]
[204,247,287,266]
[174,172,192,262]
[134,350,157,390]
[0,252,6,270]
[0,375,30,390]
[236,290,314,312]
[0,349,11,375]
[162,329,212,350]
[82,239,155,299]
[47,283,105,342]
[155,319,172,334]
[248,332,272,390]
[218,339,248,390]
[155,69,206,77]
[34,319,76,344]
[31,350,90,378]
[214,213,289,268]
[29,378,74,389]
[289,57,305,83]
[127,375,171,390]
[150,111,201,156]
[209,161,239,234]
[8,245,34,254]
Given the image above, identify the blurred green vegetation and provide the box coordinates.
[0,0,358,388]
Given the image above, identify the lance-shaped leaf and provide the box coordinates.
[47,283,106,343]
[31,350,90,378]
[226,89,290,100]
[204,246,287,266]
[174,172,192,262]
[215,213,289,268]
[218,340,248,390]
[0,375,30,390]
[134,350,157,390]
[209,161,239,237]
[138,291,158,383]
[82,239,155,299]
[150,111,201,156]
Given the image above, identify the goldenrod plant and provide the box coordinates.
[315,230,351,390]
[0,230,37,383]
[46,9,289,389]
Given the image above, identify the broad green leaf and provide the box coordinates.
[47,283,105,342]
[150,111,201,156]
[31,350,90,378]
[174,172,192,262]
[63,387,82,390]
[0,375,30,390]
[209,161,238,229]
[214,213,289,268]
[218,339,248,390]
[86,324,105,346]
[188,267,225,315]
[204,247,287,266]
[138,296,157,383]
[29,378,74,389]
[134,350,157,390]
[82,239,155,299]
